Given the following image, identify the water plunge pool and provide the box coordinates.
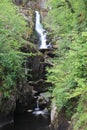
[0,112,50,130]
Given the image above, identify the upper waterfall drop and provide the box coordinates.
[35,11,51,50]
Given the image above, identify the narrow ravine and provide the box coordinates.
[0,2,52,130]
[1,0,86,130]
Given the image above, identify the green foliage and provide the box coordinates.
[72,95,87,130]
[0,0,28,47]
[46,0,87,129]
[0,0,29,97]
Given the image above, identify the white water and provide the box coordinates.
[32,98,49,118]
[35,11,51,49]
[34,100,40,111]
[36,100,39,109]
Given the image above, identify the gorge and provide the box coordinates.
[0,0,52,130]
[0,0,86,130]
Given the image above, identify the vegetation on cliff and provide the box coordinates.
[1,0,87,129]
[0,0,30,98]
[46,0,87,129]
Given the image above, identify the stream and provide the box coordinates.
[0,98,50,130]
[0,112,50,130]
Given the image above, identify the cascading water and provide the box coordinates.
[32,98,49,118]
[36,100,39,110]
[35,11,51,49]
[34,100,40,111]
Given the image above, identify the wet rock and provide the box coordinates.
[20,43,45,81]
[26,1,39,10]
[15,81,34,113]
[30,56,44,80]
[57,109,69,130]
[38,92,51,107]
[26,0,47,11]
[45,51,56,58]
[29,79,52,93]
[0,94,16,115]
[13,0,23,5]
[13,0,29,5]
[32,90,37,96]
[20,42,38,53]
[50,104,69,130]
[50,103,58,130]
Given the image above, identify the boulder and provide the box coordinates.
[38,92,51,107]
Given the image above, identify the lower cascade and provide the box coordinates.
[32,99,49,118]
[35,11,52,49]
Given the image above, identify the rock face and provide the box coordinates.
[13,0,23,5]
[0,92,16,127]
[50,103,69,130]
[50,103,59,130]
[13,0,28,5]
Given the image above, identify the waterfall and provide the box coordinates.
[36,100,39,109]
[35,11,51,49]
[34,100,40,111]
[32,99,49,118]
